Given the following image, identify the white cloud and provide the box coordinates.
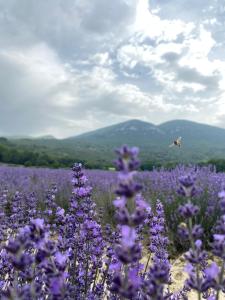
[90,52,112,66]
[179,26,217,75]
[0,43,68,90]
[134,0,195,42]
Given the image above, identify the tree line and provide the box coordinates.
[1,138,225,171]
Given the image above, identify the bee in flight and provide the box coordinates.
[169,137,182,148]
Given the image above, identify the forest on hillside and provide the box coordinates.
[1,137,225,171]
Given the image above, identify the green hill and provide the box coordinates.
[4,119,225,168]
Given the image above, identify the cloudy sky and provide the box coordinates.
[0,0,225,138]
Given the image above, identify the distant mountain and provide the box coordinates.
[6,119,225,167]
[59,119,225,165]
[159,120,225,146]
[35,135,56,140]
[73,119,163,138]
[6,135,32,140]
[64,119,165,147]
[6,134,56,141]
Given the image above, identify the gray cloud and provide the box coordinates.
[0,0,225,137]
[161,51,221,91]
[0,0,137,58]
[81,0,136,33]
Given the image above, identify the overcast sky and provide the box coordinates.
[0,0,225,138]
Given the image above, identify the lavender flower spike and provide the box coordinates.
[110,145,147,299]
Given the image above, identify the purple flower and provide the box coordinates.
[121,226,136,248]
[111,146,144,298]
[55,252,68,269]
[113,197,126,208]
[49,276,64,296]
[218,190,225,199]
[31,218,44,230]
[178,202,199,219]
[73,186,92,198]
[56,208,65,217]
[204,263,219,280]
[177,175,198,197]
[212,234,225,259]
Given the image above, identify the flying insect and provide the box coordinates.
[169,137,182,148]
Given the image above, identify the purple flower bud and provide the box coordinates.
[121,226,136,248]
[113,197,126,208]
[212,234,225,259]
[204,263,219,280]
[5,239,21,254]
[73,186,92,198]
[178,224,189,240]
[178,202,199,219]
[195,239,202,249]
[31,218,44,230]
[55,252,68,267]
[115,208,130,225]
[56,207,65,217]
[177,175,198,197]
[192,225,203,239]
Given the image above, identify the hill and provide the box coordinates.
[4,119,225,168]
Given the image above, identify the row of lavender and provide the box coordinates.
[0,162,224,252]
[0,146,224,299]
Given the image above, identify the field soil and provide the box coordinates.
[171,256,225,300]
[141,254,225,300]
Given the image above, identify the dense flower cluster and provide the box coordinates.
[143,200,171,299]
[0,146,224,299]
[110,146,146,298]
[178,174,225,300]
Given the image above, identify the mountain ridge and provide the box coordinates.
[3,119,225,167]
[4,119,225,141]
[64,119,225,140]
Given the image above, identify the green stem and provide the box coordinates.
[101,263,110,291]
[187,218,195,249]
[187,217,201,300]
[84,242,90,297]
[92,268,98,292]
[196,264,201,300]
[143,253,151,277]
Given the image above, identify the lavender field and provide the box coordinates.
[0,146,224,299]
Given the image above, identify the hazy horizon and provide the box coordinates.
[0,0,225,138]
